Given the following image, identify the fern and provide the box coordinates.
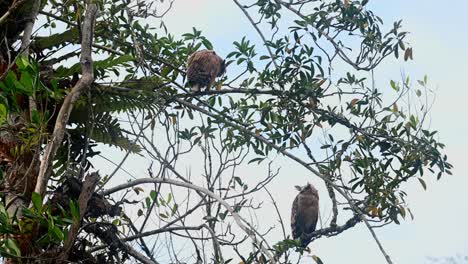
[55,55,135,78]
[82,112,141,154]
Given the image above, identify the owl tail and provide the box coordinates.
[300,234,312,248]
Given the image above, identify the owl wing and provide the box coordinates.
[301,196,319,246]
[291,194,303,240]
[187,52,196,68]
[303,196,319,234]
[308,206,318,233]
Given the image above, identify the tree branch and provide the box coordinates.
[84,222,158,264]
[0,0,27,26]
[310,214,360,241]
[277,0,371,71]
[19,0,40,55]
[101,177,276,263]
[174,97,394,264]
[57,172,99,261]
[233,0,279,69]
[34,3,98,196]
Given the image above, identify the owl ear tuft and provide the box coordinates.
[294,185,302,191]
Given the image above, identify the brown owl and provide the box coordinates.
[291,183,319,247]
[186,50,226,92]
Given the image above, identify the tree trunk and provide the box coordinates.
[1,1,41,262]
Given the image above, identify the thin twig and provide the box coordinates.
[102,178,277,264]
[277,0,369,71]
[233,0,279,69]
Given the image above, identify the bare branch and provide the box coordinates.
[102,177,277,263]
[19,0,40,55]
[57,172,99,261]
[34,3,98,196]
[310,214,360,241]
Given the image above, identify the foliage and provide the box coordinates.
[0,0,452,263]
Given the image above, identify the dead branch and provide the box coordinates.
[57,172,99,262]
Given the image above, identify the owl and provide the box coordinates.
[291,183,319,247]
[186,49,226,92]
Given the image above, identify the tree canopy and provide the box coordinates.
[0,0,452,263]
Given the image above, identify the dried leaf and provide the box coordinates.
[317,79,326,86]
[404,48,413,61]
[344,0,350,8]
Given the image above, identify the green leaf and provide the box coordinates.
[410,115,418,127]
[248,157,265,164]
[31,192,43,212]
[5,238,20,256]
[70,200,80,220]
[312,255,324,264]
[0,103,7,124]
[418,178,427,190]
[399,206,406,219]
[167,193,172,204]
[56,55,134,78]
[159,213,168,219]
[201,38,213,50]
[390,80,399,92]
[16,55,30,70]
[19,71,34,92]
[171,204,178,216]
[161,66,172,78]
[51,226,65,241]
[31,110,40,124]
[150,190,157,201]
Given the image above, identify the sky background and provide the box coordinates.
[94,0,468,263]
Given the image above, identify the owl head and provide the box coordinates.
[295,183,318,197]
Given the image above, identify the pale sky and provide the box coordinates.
[95,0,468,263]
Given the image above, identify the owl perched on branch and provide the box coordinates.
[186,50,226,92]
[291,183,319,247]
